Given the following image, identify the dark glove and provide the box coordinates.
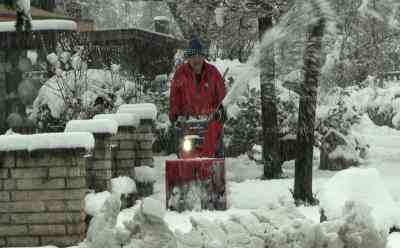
[169,114,178,125]
[214,105,227,123]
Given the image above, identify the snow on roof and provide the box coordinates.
[117,103,157,121]
[93,113,140,127]
[0,19,77,32]
[0,132,94,152]
[154,16,170,22]
[65,119,119,134]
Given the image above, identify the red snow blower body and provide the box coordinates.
[166,116,226,212]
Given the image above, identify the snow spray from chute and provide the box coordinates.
[221,0,335,111]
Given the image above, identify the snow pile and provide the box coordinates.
[387,233,400,248]
[0,20,77,32]
[319,167,400,232]
[111,176,137,195]
[338,201,388,248]
[84,191,112,216]
[93,113,140,127]
[85,194,122,248]
[122,198,177,248]
[0,132,94,152]
[141,197,166,221]
[65,119,119,134]
[174,203,344,248]
[225,155,263,182]
[117,103,158,121]
[134,166,157,183]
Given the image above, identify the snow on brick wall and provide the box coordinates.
[0,132,94,152]
[65,119,119,134]
[117,103,158,121]
[94,113,140,127]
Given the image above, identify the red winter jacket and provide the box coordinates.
[170,62,226,157]
[169,62,226,120]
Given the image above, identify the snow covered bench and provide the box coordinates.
[65,119,119,193]
[0,132,93,247]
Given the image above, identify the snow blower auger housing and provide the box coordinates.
[166,116,227,212]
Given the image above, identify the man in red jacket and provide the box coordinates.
[170,38,227,157]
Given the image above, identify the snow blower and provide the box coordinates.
[165,115,226,212]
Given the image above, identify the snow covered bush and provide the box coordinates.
[224,87,262,157]
[316,87,363,139]
[30,48,146,132]
[366,86,400,129]
[338,201,388,248]
[319,167,400,233]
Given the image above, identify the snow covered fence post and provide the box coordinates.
[0,132,93,247]
[65,119,119,192]
[93,113,140,208]
[117,104,157,199]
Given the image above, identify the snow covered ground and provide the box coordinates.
[114,113,400,247]
[17,114,400,247]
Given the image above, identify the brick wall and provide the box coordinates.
[0,148,88,247]
[87,133,114,192]
[111,119,155,202]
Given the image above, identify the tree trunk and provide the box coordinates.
[258,15,281,179]
[294,17,325,205]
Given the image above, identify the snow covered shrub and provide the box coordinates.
[338,201,388,248]
[366,86,400,129]
[224,87,261,157]
[316,88,362,139]
[225,84,298,157]
[30,48,145,132]
[320,167,400,234]
[316,87,369,166]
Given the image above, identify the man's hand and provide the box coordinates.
[214,105,227,123]
[169,114,178,125]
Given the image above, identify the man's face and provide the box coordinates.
[188,55,205,74]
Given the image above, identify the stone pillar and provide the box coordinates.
[134,119,155,198]
[0,51,7,133]
[88,133,114,192]
[64,119,118,193]
[0,148,88,247]
[112,126,136,179]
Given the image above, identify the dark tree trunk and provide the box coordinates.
[258,15,281,179]
[294,17,325,205]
